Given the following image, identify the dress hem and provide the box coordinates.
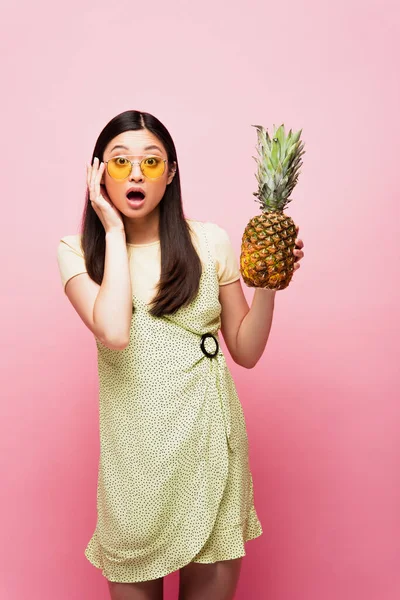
[84,510,263,583]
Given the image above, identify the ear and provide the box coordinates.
[167,162,177,185]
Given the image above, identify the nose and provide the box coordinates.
[129,162,144,181]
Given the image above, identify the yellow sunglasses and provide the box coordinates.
[104,155,168,181]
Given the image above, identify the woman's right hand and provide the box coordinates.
[87,157,125,234]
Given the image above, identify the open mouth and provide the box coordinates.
[127,191,145,200]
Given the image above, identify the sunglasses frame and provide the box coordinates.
[104,154,168,181]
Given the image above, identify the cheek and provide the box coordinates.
[149,178,168,198]
[104,181,126,207]
[105,176,122,194]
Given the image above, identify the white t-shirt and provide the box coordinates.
[56,218,241,304]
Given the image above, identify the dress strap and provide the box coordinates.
[199,221,213,264]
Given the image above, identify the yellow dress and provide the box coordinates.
[56,218,263,583]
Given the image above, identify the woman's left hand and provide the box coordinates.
[293,225,304,271]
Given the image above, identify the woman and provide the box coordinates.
[57,109,304,600]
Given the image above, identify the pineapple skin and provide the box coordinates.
[240,212,297,290]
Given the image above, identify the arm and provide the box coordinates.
[64,230,132,350]
[219,228,304,368]
[219,280,276,369]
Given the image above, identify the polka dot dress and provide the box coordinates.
[84,221,263,583]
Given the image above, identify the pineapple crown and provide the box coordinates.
[251,123,305,212]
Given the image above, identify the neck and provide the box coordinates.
[123,207,160,245]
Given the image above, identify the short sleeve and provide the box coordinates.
[208,222,241,286]
[56,234,87,292]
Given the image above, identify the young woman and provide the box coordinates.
[57,110,304,600]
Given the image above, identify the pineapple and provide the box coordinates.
[240,123,305,290]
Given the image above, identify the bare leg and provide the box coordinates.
[178,558,243,600]
[107,576,164,600]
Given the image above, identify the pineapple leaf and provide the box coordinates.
[290,129,302,144]
[251,123,305,209]
[274,124,286,151]
[270,137,280,168]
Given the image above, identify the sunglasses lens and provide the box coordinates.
[141,156,165,178]
[107,156,166,180]
[107,157,132,180]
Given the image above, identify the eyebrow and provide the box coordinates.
[109,144,163,154]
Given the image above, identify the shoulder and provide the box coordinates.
[56,234,87,291]
[57,233,84,257]
[56,233,85,272]
[186,218,229,245]
[186,218,240,285]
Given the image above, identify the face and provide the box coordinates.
[100,129,176,220]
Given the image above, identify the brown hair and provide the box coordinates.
[80,109,202,317]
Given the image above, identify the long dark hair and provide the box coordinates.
[80,110,202,318]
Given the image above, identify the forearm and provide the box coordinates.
[93,230,132,347]
[236,288,277,368]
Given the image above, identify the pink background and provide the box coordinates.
[1,0,399,598]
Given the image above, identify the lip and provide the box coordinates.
[126,196,146,209]
[126,186,146,197]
